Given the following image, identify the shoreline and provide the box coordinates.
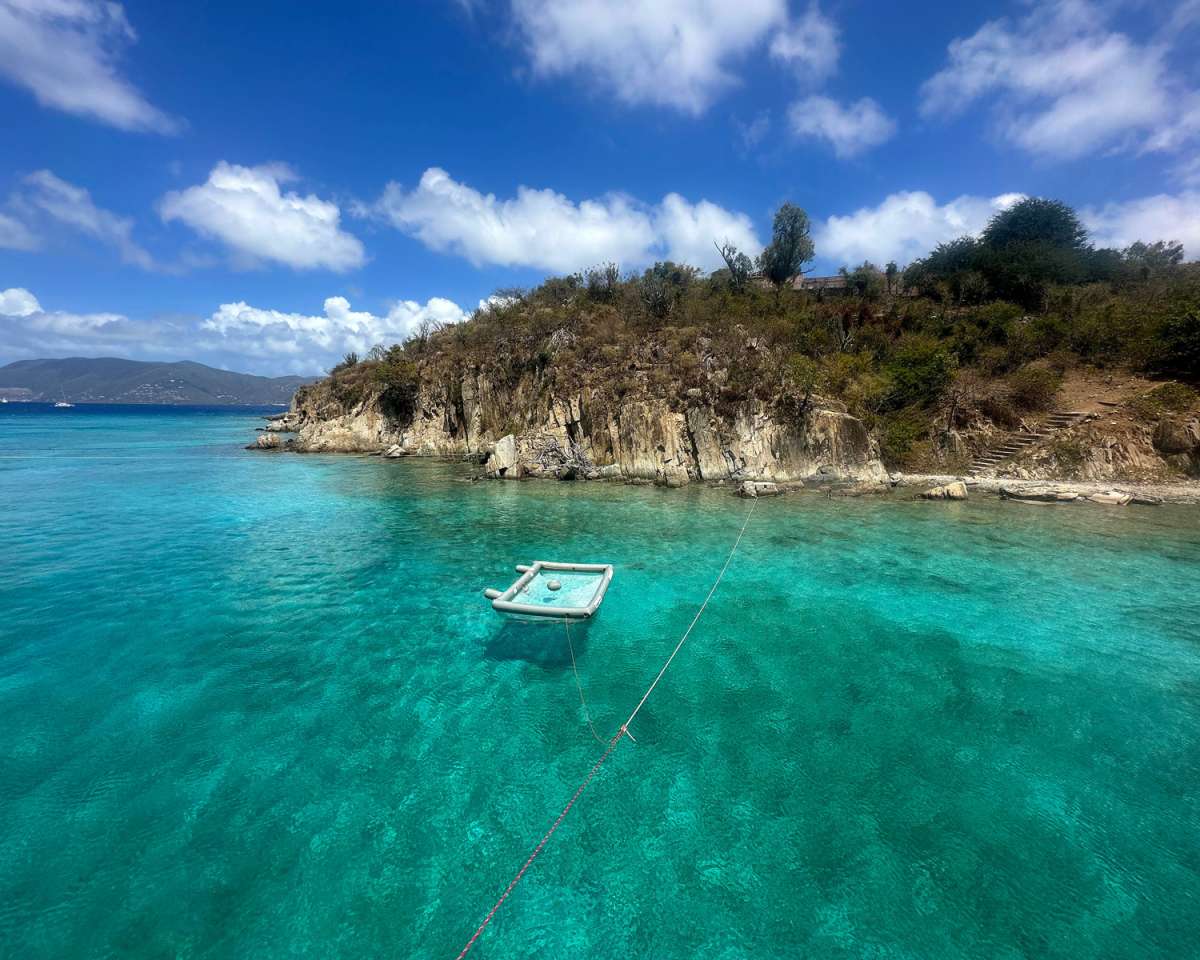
[251,434,1200,504]
[891,473,1200,505]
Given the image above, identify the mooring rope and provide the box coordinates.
[452,497,758,959]
[564,619,608,748]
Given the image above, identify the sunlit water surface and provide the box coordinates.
[1,404,1198,959]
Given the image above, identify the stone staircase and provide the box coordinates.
[968,411,1088,475]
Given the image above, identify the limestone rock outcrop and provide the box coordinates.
[287,371,889,487]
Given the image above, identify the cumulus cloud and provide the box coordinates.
[0,286,155,359]
[201,296,468,365]
[17,169,155,269]
[920,0,1193,160]
[788,95,896,157]
[160,162,366,272]
[370,167,759,273]
[1082,192,1200,258]
[0,211,40,251]
[510,0,790,113]
[769,3,839,84]
[0,288,469,376]
[654,193,761,268]
[817,191,1025,267]
[0,286,41,316]
[0,0,178,132]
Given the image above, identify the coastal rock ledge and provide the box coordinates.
[282,375,888,488]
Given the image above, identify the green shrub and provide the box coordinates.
[1130,382,1199,419]
[878,408,929,467]
[884,336,956,409]
[1150,382,1199,411]
[1154,311,1200,378]
[1007,366,1062,411]
[372,356,420,421]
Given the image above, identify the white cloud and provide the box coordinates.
[0,286,41,316]
[18,169,154,269]
[0,289,469,376]
[817,190,1024,267]
[160,162,366,272]
[0,211,40,251]
[510,0,789,113]
[371,167,760,273]
[788,95,896,157]
[1083,192,1200,258]
[769,3,839,84]
[0,0,177,132]
[0,288,151,358]
[654,193,760,268]
[202,296,468,364]
[920,0,1193,159]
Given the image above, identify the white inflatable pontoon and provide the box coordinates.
[484,560,613,620]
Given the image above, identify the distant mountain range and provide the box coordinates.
[0,357,317,405]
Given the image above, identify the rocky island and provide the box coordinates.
[254,199,1200,502]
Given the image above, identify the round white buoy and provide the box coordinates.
[547,579,562,591]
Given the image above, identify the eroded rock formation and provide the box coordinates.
[285,371,888,486]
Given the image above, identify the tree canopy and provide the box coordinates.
[757,203,815,287]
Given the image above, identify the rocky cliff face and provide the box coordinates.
[285,370,887,486]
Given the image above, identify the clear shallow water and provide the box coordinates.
[515,569,605,609]
[1,403,1199,960]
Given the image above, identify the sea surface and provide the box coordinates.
[2,403,1199,959]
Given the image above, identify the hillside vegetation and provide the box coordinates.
[320,198,1199,473]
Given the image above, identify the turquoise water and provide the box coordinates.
[512,569,606,609]
[2,404,1199,959]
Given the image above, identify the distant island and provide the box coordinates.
[0,357,317,405]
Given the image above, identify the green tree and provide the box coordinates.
[839,261,885,300]
[757,203,815,288]
[1123,240,1185,279]
[716,241,754,292]
[885,261,898,294]
[971,199,1095,308]
[981,198,1089,252]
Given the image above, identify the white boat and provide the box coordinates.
[54,401,74,408]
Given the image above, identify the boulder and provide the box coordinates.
[920,481,968,501]
[382,444,404,459]
[1000,485,1078,503]
[1088,490,1133,505]
[1152,418,1200,455]
[485,434,519,478]
[736,480,782,498]
[247,433,281,450]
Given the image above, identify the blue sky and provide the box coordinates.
[2,0,1199,375]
